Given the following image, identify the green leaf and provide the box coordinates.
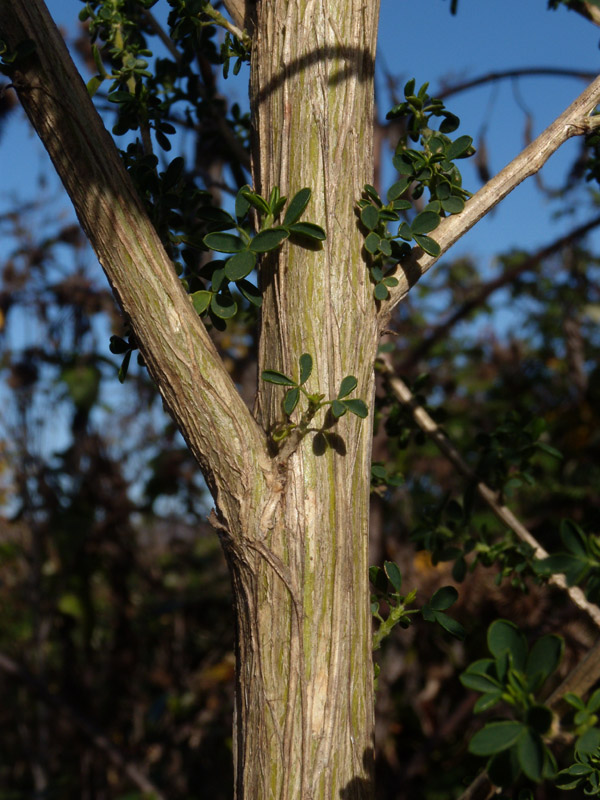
[163,156,185,190]
[378,238,392,257]
[561,519,588,557]
[412,233,441,257]
[384,561,402,592]
[299,353,313,385]
[383,276,399,287]
[210,292,237,319]
[526,634,563,690]
[235,186,252,220]
[261,370,297,387]
[576,727,600,755]
[87,75,103,97]
[284,387,300,415]
[474,692,503,713]
[363,184,382,204]
[250,228,289,252]
[429,585,458,611]
[338,375,358,399]
[447,135,474,160]
[361,204,380,230]
[441,195,465,214]
[432,610,465,640]
[387,178,411,201]
[469,721,526,756]
[374,283,389,300]
[460,673,502,693]
[331,399,347,418]
[517,729,544,782]
[118,349,132,384]
[439,111,460,133]
[238,279,263,307]
[287,222,327,241]
[488,620,527,672]
[190,290,212,314]
[241,189,270,215]
[342,398,368,418]
[224,250,256,281]
[411,211,441,235]
[109,335,129,355]
[283,187,312,226]
[365,232,380,254]
[204,232,245,253]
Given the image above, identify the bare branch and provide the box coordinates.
[0,0,273,531]
[0,650,166,799]
[436,67,598,101]
[382,75,600,320]
[400,213,600,371]
[221,0,250,32]
[378,356,600,629]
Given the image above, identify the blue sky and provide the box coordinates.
[1,0,598,506]
[2,0,599,270]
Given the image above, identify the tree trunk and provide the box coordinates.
[0,0,380,796]
[217,2,381,797]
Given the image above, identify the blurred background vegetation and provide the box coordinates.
[1,1,600,797]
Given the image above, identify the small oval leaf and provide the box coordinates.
[338,375,357,398]
[360,204,379,230]
[287,222,326,241]
[283,187,311,226]
[261,370,297,387]
[283,387,300,415]
[224,250,256,281]
[204,232,245,253]
[190,290,212,314]
[250,227,289,252]
[412,233,441,257]
[469,721,525,756]
[299,353,313,385]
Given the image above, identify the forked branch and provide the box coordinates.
[0,0,272,531]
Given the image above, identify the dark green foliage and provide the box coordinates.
[358,81,474,297]
[462,621,563,787]
[534,519,600,603]
[370,562,463,649]
[261,354,368,444]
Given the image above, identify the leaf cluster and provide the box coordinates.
[370,561,464,650]
[358,80,474,298]
[189,186,324,324]
[534,519,600,604]
[462,620,563,785]
[261,353,368,445]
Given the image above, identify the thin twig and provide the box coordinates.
[201,1,250,48]
[400,213,600,371]
[378,356,600,630]
[0,651,165,799]
[436,67,598,101]
[382,75,600,320]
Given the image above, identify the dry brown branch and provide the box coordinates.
[378,356,600,629]
[437,67,598,100]
[381,75,600,321]
[399,212,600,371]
